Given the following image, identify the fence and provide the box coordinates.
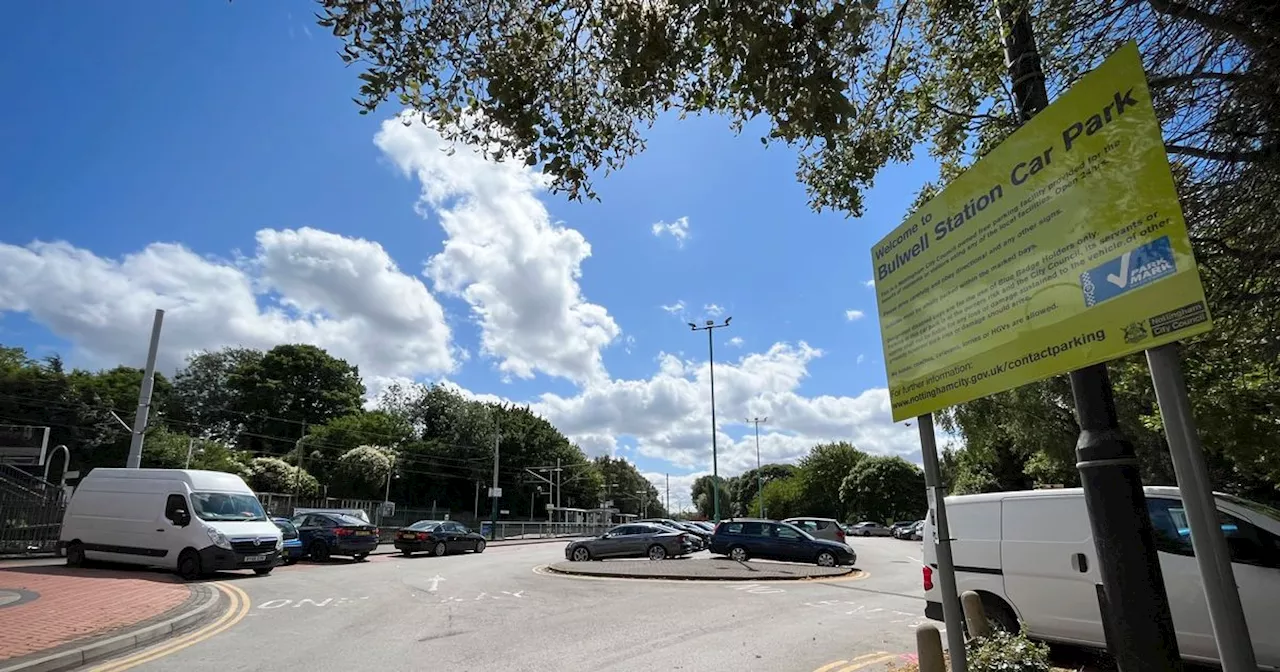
[482,521,609,541]
[0,469,66,555]
[256,492,381,522]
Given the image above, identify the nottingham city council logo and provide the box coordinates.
[1123,321,1149,344]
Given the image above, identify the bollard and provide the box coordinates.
[917,623,946,672]
[961,591,990,640]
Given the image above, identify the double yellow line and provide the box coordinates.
[813,651,899,672]
[89,582,251,672]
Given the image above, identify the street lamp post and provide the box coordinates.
[689,317,731,522]
[746,417,767,517]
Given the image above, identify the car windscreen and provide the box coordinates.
[1220,494,1280,522]
[273,519,298,534]
[191,492,267,522]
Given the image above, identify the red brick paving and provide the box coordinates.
[0,566,191,662]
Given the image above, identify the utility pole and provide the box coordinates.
[993,6,1179,670]
[125,309,164,469]
[474,480,480,519]
[747,416,767,517]
[555,457,562,510]
[184,438,196,469]
[665,473,670,514]
[291,424,307,502]
[488,431,501,540]
[917,415,966,672]
[689,316,731,521]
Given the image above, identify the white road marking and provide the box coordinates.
[255,596,371,610]
[427,575,446,592]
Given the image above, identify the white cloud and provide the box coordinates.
[644,470,707,513]
[864,279,876,289]
[375,114,619,384]
[0,228,456,379]
[845,309,865,321]
[660,300,686,315]
[727,336,744,348]
[856,353,866,365]
[651,216,690,247]
[704,303,724,317]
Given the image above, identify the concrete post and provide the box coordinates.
[961,591,990,640]
[916,623,946,672]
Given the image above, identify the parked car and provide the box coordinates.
[784,517,849,546]
[710,519,856,567]
[639,518,711,549]
[394,520,487,557]
[907,521,925,540]
[848,521,893,537]
[690,521,716,533]
[889,521,915,538]
[59,468,282,580]
[272,517,306,565]
[923,486,1280,669]
[290,512,379,561]
[565,523,695,561]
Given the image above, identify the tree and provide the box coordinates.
[246,457,319,497]
[731,463,797,516]
[595,456,666,518]
[231,344,365,453]
[839,455,925,523]
[140,426,250,477]
[317,0,874,202]
[169,347,263,442]
[690,474,734,519]
[333,445,395,499]
[761,477,805,520]
[797,441,865,520]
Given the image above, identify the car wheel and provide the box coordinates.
[432,541,447,557]
[284,557,297,565]
[648,544,668,561]
[474,539,486,553]
[728,545,750,562]
[571,546,591,562]
[816,551,837,567]
[65,542,85,568]
[254,567,273,576]
[353,553,368,562]
[177,549,202,581]
[401,549,413,557]
[310,541,331,562]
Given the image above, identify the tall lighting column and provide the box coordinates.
[689,317,731,521]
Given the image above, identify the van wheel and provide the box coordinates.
[66,542,85,568]
[978,594,1019,634]
[177,550,202,581]
[310,541,331,562]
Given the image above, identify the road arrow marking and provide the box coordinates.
[427,575,445,592]
[1106,252,1131,288]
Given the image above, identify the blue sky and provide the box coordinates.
[0,1,935,509]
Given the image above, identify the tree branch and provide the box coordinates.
[1167,142,1280,163]
[1149,71,1255,89]
[1145,0,1269,52]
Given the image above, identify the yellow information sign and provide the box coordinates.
[873,41,1212,422]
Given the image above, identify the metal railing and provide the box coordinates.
[480,521,609,541]
[0,473,66,555]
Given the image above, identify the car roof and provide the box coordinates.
[784,517,838,522]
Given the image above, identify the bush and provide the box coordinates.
[967,629,1051,672]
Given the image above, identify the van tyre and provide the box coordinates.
[177,549,202,581]
[65,542,85,568]
[310,541,331,562]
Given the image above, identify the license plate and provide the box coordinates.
[400,533,415,539]
[355,531,372,536]
[244,554,267,563]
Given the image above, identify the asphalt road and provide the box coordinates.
[82,537,932,672]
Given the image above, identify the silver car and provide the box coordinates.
[564,523,694,561]
[783,517,849,545]
[849,521,894,537]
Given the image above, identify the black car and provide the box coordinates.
[638,518,711,549]
[710,518,857,567]
[394,520,487,557]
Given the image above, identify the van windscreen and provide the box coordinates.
[192,492,268,522]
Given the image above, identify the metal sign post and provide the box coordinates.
[917,414,966,672]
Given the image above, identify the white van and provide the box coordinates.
[59,468,283,580]
[923,486,1280,669]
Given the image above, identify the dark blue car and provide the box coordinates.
[290,512,379,562]
[710,518,856,567]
